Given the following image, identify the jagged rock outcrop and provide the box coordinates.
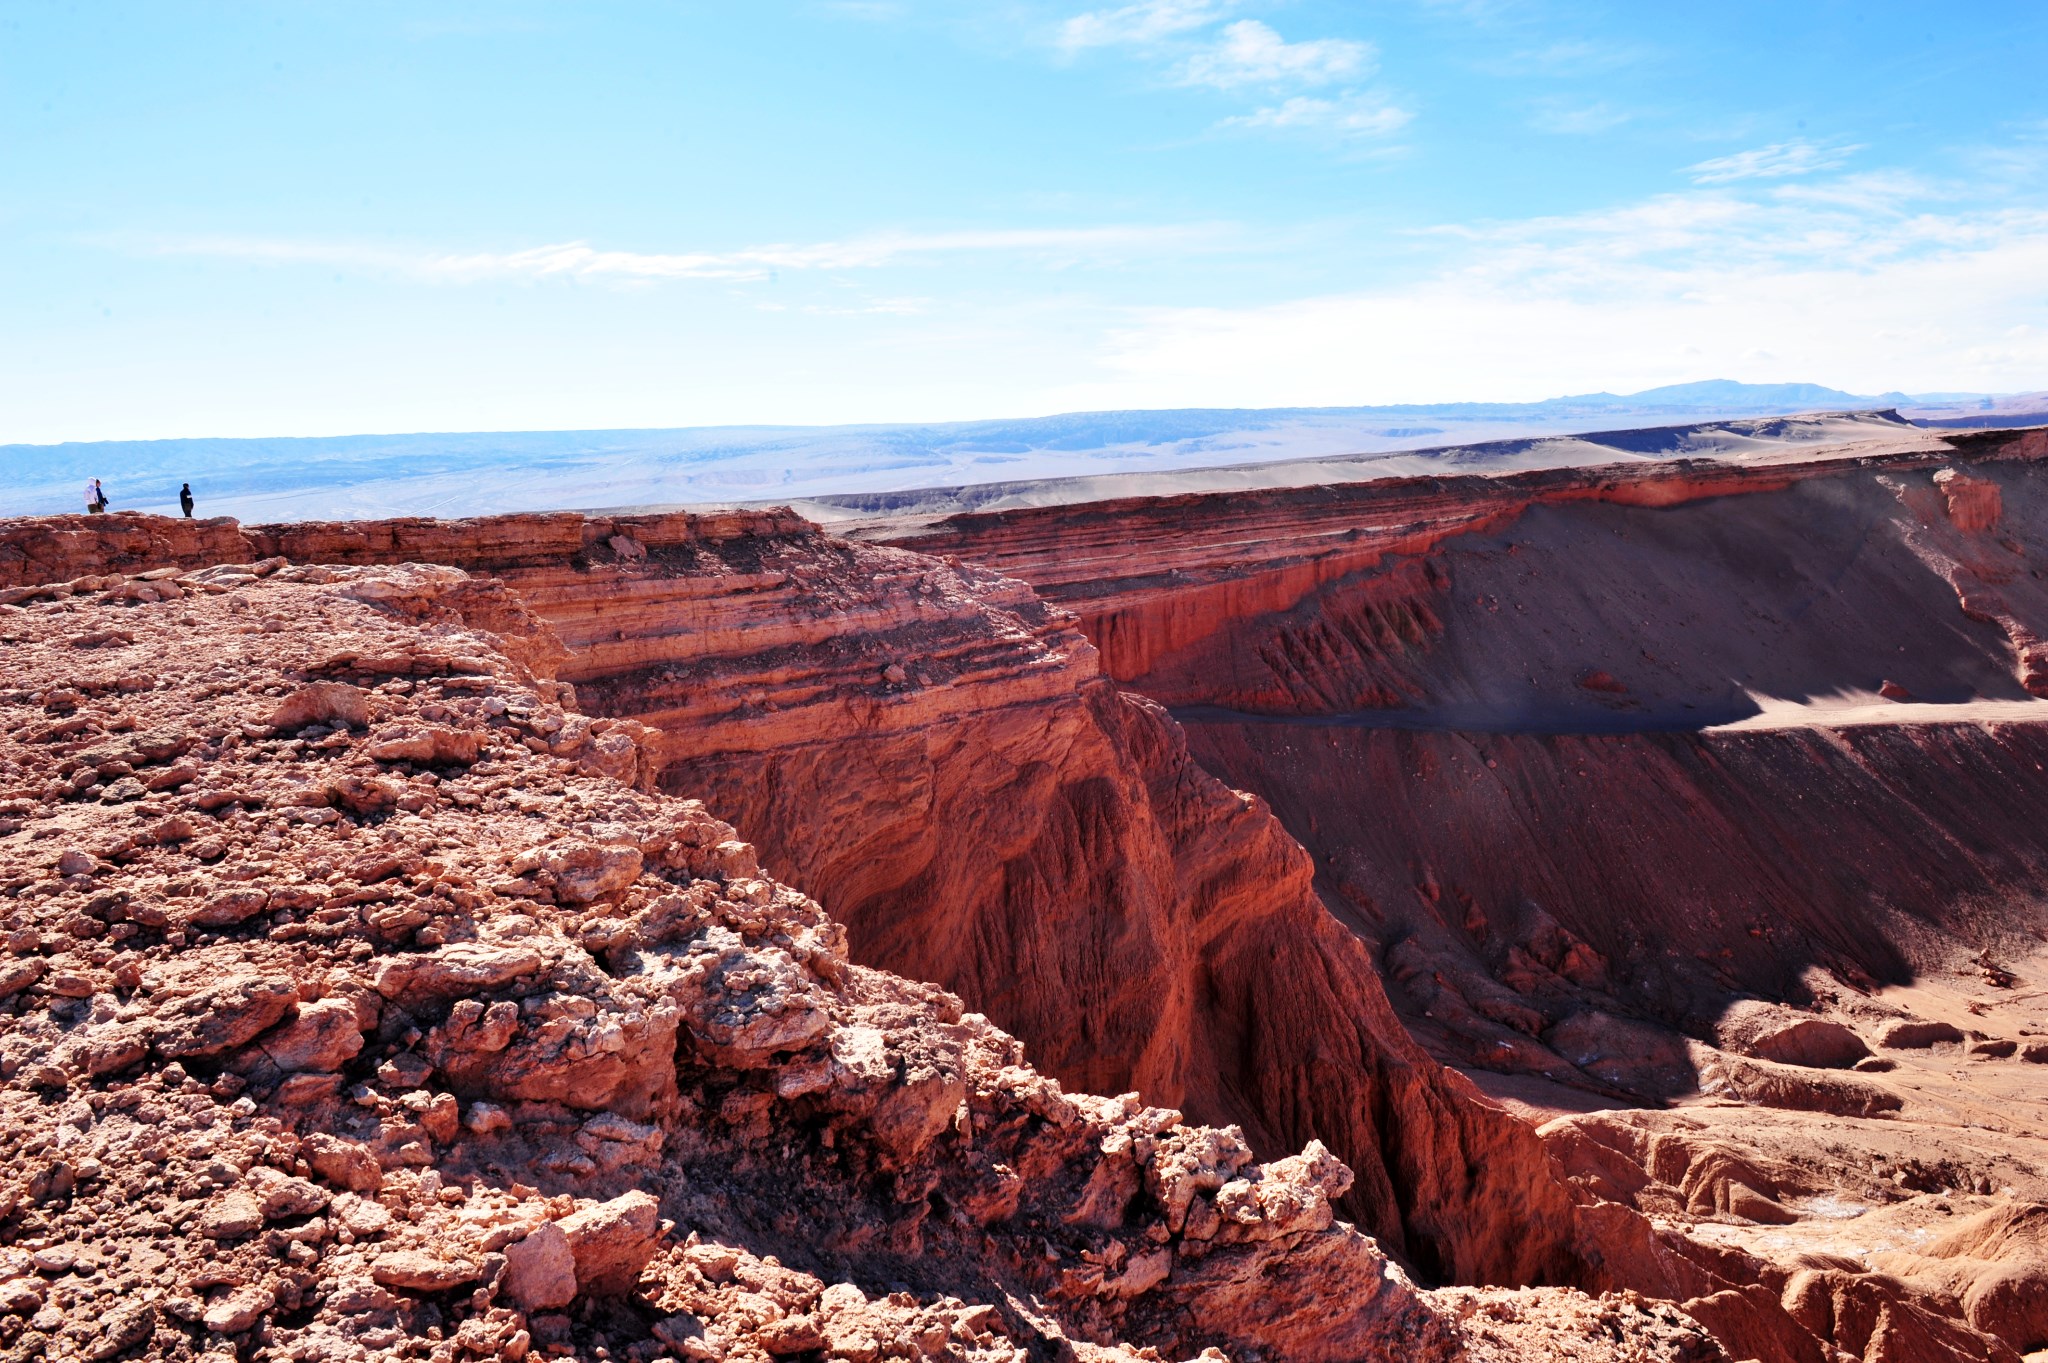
[6,424,2048,1363]
[0,555,1728,1363]
[0,507,1586,1287]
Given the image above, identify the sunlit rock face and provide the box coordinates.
[4,423,2048,1363]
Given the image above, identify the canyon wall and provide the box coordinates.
[857,429,2048,1093]
[9,427,2048,1361]
[0,505,1583,1287]
[7,559,1692,1363]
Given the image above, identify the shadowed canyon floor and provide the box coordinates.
[2,416,2047,1362]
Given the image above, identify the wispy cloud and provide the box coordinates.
[1059,165,2048,406]
[1220,94,1410,139]
[1056,4,1405,141]
[1687,138,1861,184]
[129,225,1229,284]
[1058,0,1232,51]
[1528,98,1630,135]
[1178,20,1371,90]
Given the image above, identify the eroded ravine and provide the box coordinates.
[6,424,2048,1362]
[852,427,2048,1361]
[0,505,1591,1292]
[867,429,2048,1085]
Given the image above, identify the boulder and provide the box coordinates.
[303,1133,384,1193]
[364,723,482,766]
[1878,1019,1967,1050]
[369,942,543,1000]
[503,1221,578,1311]
[269,682,370,732]
[186,887,271,928]
[1716,1001,1870,1069]
[198,1190,264,1239]
[558,1190,662,1296]
[510,839,643,905]
[151,977,301,1058]
[370,1249,483,1292]
[239,996,365,1074]
[202,1284,275,1335]
[248,1167,330,1220]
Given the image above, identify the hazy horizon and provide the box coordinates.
[4,376,2037,453]
[10,379,2041,524]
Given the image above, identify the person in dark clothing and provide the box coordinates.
[179,483,194,518]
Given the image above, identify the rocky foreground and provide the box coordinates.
[0,556,1725,1362]
[6,430,2048,1363]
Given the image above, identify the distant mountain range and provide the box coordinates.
[4,380,2043,522]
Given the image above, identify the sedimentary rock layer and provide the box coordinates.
[7,425,2048,1363]
[848,428,2048,706]
[0,555,1735,1363]
[3,506,1589,1284]
[847,430,2048,1052]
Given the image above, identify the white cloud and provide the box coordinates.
[1058,0,1231,51]
[1687,139,1861,184]
[1179,20,1371,90]
[1049,176,2048,406]
[1220,94,1410,138]
[1055,6,1397,145]
[137,225,1224,284]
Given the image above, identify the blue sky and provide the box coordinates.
[5,0,2047,442]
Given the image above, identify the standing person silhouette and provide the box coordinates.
[86,479,107,514]
[179,483,195,518]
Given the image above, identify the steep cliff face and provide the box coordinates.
[859,432,2048,1075]
[848,432,2036,694]
[818,427,2048,1363]
[355,521,1590,1287]
[0,506,1583,1287]
[10,426,2048,1363]
[1182,717,2048,1079]
[6,560,1716,1363]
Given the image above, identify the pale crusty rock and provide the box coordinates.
[185,886,271,928]
[367,941,544,999]
[503,1221,578,1310]
[149,976,301,1057]
[558,1190,662,1296]
[198,1189,264,1239]
[303,1132,385,1192]
[370,1248,484,1291]
[235,995,365,1074]
[201,1284,275,1335]
[247,1166,329,1219]
[508,837,643,905]
[363,721,483,766]
[268,680,370,732]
